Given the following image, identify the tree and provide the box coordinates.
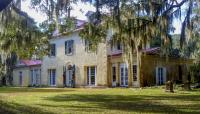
[79,0,194,87]
[0,0,48,85]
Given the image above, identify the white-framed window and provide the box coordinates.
[133,65,137,81]
[120,63,128,87]
[87,66,96,86]
[50,44,56,56]
[30,69,41,86]
[156,67,166,85]
[48,69,56,86]
[65,40,74,55]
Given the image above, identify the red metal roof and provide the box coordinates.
[20,60,42,67]
[142,47,160,55]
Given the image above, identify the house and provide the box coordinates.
[41,20,192,88]
[41,26,108,87]
[13,60,42,86]
[107,47,193,87]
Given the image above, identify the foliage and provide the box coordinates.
[0,1,49,85]
[79,0,192,86]
[0,1,49,59]
[180,1,200,59]
[79,23,107,51]
[190,62,200,83]
[30,0,78,33]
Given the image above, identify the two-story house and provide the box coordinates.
[40,19,193,88]
[41,22,108,87]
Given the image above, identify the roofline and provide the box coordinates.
[14,64,41,69]
[51,27,84,39]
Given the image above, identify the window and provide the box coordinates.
[158,67,163,85]
[19,71,22,86]
[117,41,122,50]
[112,66,116,82]
[87,66,96,85]
[156,67,166,85]
[133,65,137,81]
[50,44,56,56]
[65,40,74,55]
[120,63,128,86]
[85,40,92,52]
[31,69,40,86]
[48,69,56,86]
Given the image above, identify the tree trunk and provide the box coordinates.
[136,47,142,87]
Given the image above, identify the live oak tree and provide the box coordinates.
[0,0,48,85]
[79,0,197,87]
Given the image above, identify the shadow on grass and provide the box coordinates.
[42,94,200,113]
[0,100,55,114]
[0,87,74,93]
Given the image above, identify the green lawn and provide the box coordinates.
[0,87,200,114]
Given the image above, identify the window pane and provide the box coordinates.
[133,65,137,81]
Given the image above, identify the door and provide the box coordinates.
[35,69,40,86]
[156,67,166,85]
[19,71,22,86]
[112,64,117,87]
[49,69,56,86]
[31,69,39,86]
[120,63,128,87]
[66,69,73,87]
[87,66,96,86]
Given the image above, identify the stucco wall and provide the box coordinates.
[41,31,108,87]
[13,66,41,86]
[13,67,30,86]
[141,55,183,86]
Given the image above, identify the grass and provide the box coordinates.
[0,87,200,114]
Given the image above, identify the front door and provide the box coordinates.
[112,64,117,87]
[120,63,128,87]
[49,69,56,86]
[66,69,73,87]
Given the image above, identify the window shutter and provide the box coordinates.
[71,40,74,54]
[65,41,67,55]
[156,67,159,85]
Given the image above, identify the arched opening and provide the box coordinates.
[63,64,75,87]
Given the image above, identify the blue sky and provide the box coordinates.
[21,0,182,34]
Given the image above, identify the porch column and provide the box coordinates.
[128,62,133,87]
[116,62,120,86]
[107,62,112,87]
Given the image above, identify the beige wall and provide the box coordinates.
[13,66,41,86]
[41,31,108,87]
[13,67,29,86]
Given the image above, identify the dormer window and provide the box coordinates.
[111,41,122,52]
[117,41,122,50]
[50,44,56,57]
[65,40,74,55]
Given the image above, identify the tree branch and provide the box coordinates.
[162,0,188,16]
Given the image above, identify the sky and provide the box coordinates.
[21,1,95,23]
[21,0,182,34]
